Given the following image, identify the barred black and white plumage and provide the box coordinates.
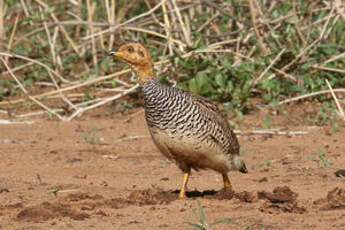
[109,43,247,198]
[142,79,246,173]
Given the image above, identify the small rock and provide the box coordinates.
[0,188,9,193]
[335,169,345,178]
[160,177,169,181]
[258,177,268,182]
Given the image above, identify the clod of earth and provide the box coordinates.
[0,188,9,193]
[258,186,298,203]
[314,187,345,211]
[334,169,345,178]
[128,189,177,205]
[257,186,306,214]
[17,201,90,222]
[16,193,116,222]
[235,191,258,203]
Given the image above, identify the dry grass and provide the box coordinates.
[0,0,344,122]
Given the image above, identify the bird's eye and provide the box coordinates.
[127,46,134,52]
[138,50,144,57]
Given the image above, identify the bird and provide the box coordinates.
[109,43,247,198]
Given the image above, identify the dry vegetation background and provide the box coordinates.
[0,0,344,124]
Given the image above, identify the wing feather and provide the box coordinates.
[181,90,240,155]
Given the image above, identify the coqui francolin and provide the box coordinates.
[109,43,248,198]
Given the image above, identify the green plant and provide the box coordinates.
[308,148,330,168]
[36,173,43,184]
[263,116,273,129]
[82,127,100,144]
[159,161,172,168]
[307,102,339,133]
[2,1,345,124]
[81,92,94,104]
[120,101,133,113]
[186,200,239,230]
[264,159,272,167]
[244,220,266,230]
[46,111,53,120]
[174,54,253,114]
[48,187,60,196]
[17,192,31,199]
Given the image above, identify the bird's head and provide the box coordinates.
[234,155,248,174]
[109,43,154,83]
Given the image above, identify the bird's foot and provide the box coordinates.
[222,173,233,192]
[178,190,186,199]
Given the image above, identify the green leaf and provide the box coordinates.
[286,16,299,24]
[215,73,226,87]
[44,6,55,14]
[197,200,206,226]
[307,157,317,162]
[186,222,204,229]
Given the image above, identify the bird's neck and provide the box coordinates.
[134,63,155,83]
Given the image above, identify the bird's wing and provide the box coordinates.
[183,91,240,155]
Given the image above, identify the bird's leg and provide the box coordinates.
[178,170,190,198]
[222,173,233,191]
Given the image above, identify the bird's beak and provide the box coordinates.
[108,49,123,58]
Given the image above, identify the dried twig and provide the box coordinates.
[171,0,192,47]
[105,0,115,50]
[82,0,168,41]
[7,14,19,54]
[102,154,120,160]
[312,65,345,74]
[281,6,335,72]
[248,0,267,55]
[1,39,292,107]
[115,135,150,142]
[0,58,66,121]
[161,0,173,55]
[67,84,139,121]
[86,0,97,73]
[0,0,4,50]
[34,0,79,55]
[234,129,308,136]
[331,0,345,21]
[277,89,345,105]
[0,52,70,83]
[252,48,286,86]
[0,68,131,106]
[325,79,345,121]
[0,120,35,125]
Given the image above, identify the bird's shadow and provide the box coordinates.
[171,189,234,199]
[171,189,216,198]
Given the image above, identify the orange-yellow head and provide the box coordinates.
[109,43,154,83]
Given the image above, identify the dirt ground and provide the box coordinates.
[0,104,345,230]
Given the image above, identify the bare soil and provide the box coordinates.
[0,104,345,230]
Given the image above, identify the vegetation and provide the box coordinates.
[0,0,344,123]
[186,200,239,230]
[82,127,100,144]
[308,148,330,168]
[186,200,267,230]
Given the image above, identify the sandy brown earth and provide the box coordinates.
[0,105,345,230]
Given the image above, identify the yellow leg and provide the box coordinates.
[178,171,190,198]
[222,173,232,191]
